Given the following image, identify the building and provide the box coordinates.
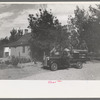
[3,30,31,59]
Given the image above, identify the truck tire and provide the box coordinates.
[76,62,83,69]
[50,63,58,71]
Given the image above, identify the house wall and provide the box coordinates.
[3,47,11,57]
[10,46,30,58]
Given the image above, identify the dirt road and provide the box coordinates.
[21,61,100,80]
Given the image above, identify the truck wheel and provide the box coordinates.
[76,62,83,69]
[50,63,58,71]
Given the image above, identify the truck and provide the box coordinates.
[43,49,89,71]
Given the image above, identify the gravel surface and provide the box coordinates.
[0,61,100,80]
[21,61,100,80]
[0,63,49,80]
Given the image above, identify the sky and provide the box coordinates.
[0,2,99,38]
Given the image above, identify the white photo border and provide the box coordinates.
[0,1,100,98]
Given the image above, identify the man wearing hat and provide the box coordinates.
[62,48,71,68]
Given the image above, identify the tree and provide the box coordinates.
[9,28,23,43]
[28,9,62,60]
[70,5,100,53]
[70,6,93,51]
[72,6,89,41]
[87,5,100,52]
[66,15,80,50]
[16,28,23,40]
[0,37,9,46]
[9,28,17,42]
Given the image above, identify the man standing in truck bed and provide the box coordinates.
[62,48,71,68]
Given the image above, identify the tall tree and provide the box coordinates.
[70,5,100,52]
[16,28,23,40]
[9,28,23,43]
[70,6,92,51]
[67,15,80,50]
[0,37,9,46]
[28,9,62,60]
[87,5,100,52]
[9,28,17,42]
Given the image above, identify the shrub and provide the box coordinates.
[11,56,31,66]
[19,58,31,63]
[5,60,11,65]
[11,56,19,66]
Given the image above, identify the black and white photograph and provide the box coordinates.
[0,2,100,80]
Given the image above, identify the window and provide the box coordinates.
[23,46,25,53]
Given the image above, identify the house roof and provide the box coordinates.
[3,33,31,47]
